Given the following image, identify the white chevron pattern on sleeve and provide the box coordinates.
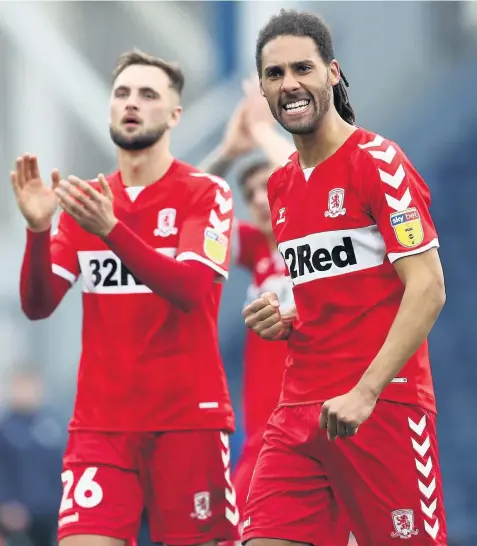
[360,134,411,212]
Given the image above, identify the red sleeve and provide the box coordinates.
[360,138,439,263]
[20,212,79,320]
[51,211,81,284]
[175,174,234,280]
[104,222,217,312]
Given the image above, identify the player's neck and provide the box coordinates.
[117,138,174,187]
[293,111,356,169]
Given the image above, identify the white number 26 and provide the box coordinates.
[60,467,103,512]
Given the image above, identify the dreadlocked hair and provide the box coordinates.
[255,9,356,125]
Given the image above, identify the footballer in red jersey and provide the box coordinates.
[11,51,238,546]
[242,10,447,546]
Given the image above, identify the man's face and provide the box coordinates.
[242,165,274,236]
[260,35,339,135]
[109,64,181,151]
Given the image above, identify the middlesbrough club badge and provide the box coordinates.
[191,491,212,520]
[324,188,346,218]
[154,208,178,237]
[390,509,419,539]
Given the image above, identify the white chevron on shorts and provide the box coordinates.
[421,499,437,519]
[424,520,440,540]
[416,457,433,478]
[408,413,440,541]
[412,436,430,458]
[408,415,427,436]
[419,477,436,499]
[220,432,239,527]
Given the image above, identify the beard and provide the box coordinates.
[272,79,333,136]
[109,123,168,151]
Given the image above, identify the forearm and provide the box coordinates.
[249,123,295,167]
[104,221,216,311]
[355,282,445,398]
[197,145,236,178]
[20,229,70,320]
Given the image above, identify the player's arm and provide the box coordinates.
[10,154,78,320]
[248,123,295,168]
[198,100,253,178]
[354,144,445,400]
[198,81,294,177]
[105,221,216,311]
[20,216,78,320]
[356,249,444,398]
[55,175,220,312]
[103,175,233,312]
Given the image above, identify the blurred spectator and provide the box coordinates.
[0,369,65,546]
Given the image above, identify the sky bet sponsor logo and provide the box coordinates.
[278,226,387,285]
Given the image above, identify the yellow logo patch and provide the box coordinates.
[204,227,228,264]
[390,208,424,248]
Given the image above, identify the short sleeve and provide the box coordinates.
[50,211,80,285]
[360,138,439,263]
[176,175,234,280]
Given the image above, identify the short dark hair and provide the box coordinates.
[237,160,272,190]
[256,9,355,125]
[112,49,185,96]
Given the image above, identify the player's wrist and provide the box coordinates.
[248,121,274,143]
[217,143,241,162]
[27,222,51,233]
[100,218,119,239]
[353,381,381,404]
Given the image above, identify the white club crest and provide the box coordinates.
[391,509,419,539]
[324,188,346,218]
[191,491,211,520]
[154,208,178,237]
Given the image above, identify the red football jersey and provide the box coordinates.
[51,160,235,431]
[269,128,439,413]
[233,221,293,437]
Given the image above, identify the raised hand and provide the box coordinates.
[55,174,117,238]
[10,154,60,232]
[220,100,255,159]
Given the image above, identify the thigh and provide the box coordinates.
[143,430,239,545]
[326,402,447,546]
[58,431,143,542]
[243,406,350,546]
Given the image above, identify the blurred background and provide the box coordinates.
[0,1,476,545]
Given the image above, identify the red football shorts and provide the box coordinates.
[242,401,447,546]
[233,430,264,517]
[57,430,239,544]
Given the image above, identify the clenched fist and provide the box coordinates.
[242,292,295,341]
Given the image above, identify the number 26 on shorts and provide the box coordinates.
[60,467,104,513]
